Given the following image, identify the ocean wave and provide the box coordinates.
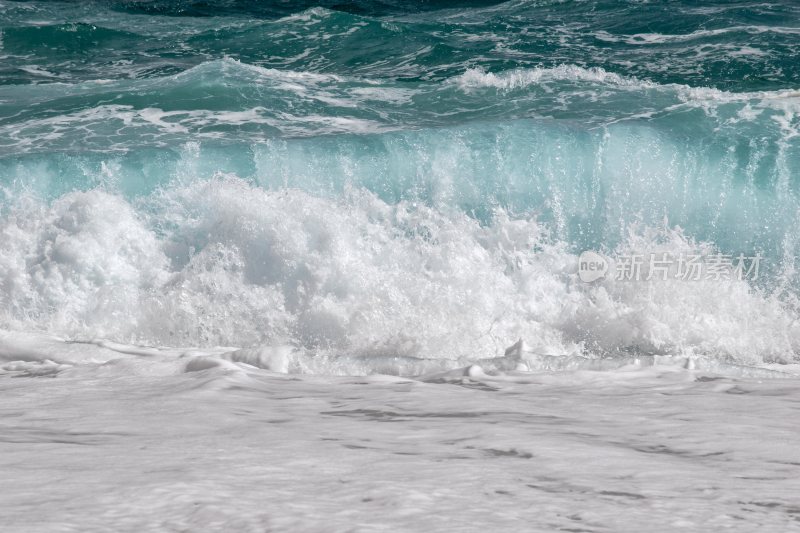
[454,65,658,90]
[593,26,800,46]
[3,1,800,377]
[2,115,798,259]
[454,64,800,100]
[3,0,798,90]
[2,59,799,155]
[1,176,798,374]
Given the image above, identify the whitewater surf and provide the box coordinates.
[1,1,800,531]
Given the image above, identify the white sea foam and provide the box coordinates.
[4,59,799,155]
[1,176,798,374]
[17,65,59,79]
[455,64,800,103]
[455,64,658,91]
[2,350,799,531]
[455,64,800,128]
[594,25,800,45]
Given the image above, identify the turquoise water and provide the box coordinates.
[1,0,800,366]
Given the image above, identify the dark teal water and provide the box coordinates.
[3,0,799,88]
[1,1,800,362]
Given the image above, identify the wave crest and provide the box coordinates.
[1,177,798,372]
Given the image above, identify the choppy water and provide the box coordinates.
[2,0,800,369]
[3,2,800,531]
[3,0,800,370]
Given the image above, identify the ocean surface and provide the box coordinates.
[2,1,800,531]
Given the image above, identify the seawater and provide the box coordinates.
[2,0,800,371]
